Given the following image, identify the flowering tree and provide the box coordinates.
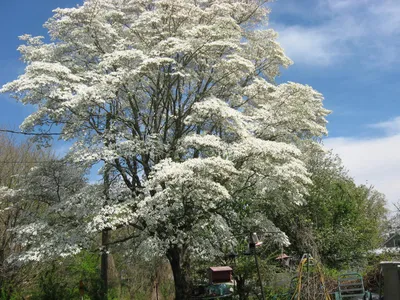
[1,0,329,298]
[10,160,89,261]
[0,134,43,291]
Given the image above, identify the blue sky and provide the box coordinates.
[1,0,399,208]
[267,0,400,209]
[0,0,82,128]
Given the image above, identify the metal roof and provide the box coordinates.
[209,266,233,272]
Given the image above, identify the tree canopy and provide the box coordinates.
[1,0,331,298]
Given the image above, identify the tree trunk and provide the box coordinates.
[101,161,111,300]
[166,246,191,300]
[100,229,109,300]
[236,276,248,300]
[0,249,4,291]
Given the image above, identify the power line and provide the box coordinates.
[0,159,98,165]
[0,129,62,136]
[0,161,58,164]
[0,158,104,165]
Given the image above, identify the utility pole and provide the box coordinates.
[101,229,109,299]
[253,247,265,300]
[249,233,265,300]
[100,163,111,300]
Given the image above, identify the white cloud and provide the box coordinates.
[370,1,400,35]
[324,0,369,11]
[369,117,400,135]
[325,117,400,208]
[274,15,362,66]
[276,26,339,66]
[271,0,400,67]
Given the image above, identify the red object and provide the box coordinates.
[276,254,290,260]
[208,266,233,284]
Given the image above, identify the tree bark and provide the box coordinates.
[236,276,248,300]
[100,229,109,300]
[101,158,111,300]
[166,246,191,300]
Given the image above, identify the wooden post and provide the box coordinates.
[100,230,109,300]
[100,162,111,300]
[79,280,85,300]
[254,247,265,300]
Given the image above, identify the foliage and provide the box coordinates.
[30,264,74,300]
[67,252,104,300]
[0,282,23,300]
[27,252,114,300]
[0,132,53,294]
[388,201,400,234]
[271,151,387,269]
[6,159,90,263]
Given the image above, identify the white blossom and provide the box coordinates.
[1,0,329,264]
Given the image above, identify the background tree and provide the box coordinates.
[0,132,51,294]
[388,201,400,234]
[1,0,330,298]
[272,150,387,268]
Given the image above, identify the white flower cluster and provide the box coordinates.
[1,0,330,261]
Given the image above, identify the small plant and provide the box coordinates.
[0,282,21,300]
[160,280,175,300]
[30,264,74,300]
